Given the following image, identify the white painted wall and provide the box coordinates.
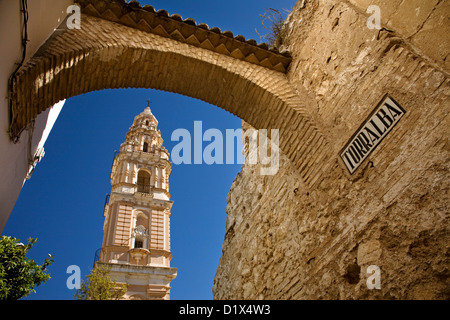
[0,0,73,233]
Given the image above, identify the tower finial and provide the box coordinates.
[143,99,153,115]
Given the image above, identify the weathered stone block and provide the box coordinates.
[357,240,382,266]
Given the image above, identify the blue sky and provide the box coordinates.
[2,0,296,300]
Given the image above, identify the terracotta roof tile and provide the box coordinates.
[75,0,291,72]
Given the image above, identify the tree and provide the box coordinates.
[74,264,127,300]
[0,236,54,300]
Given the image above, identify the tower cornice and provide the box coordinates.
[108,191,173,208]
[116,150,171,164]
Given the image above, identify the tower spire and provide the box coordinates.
[142,99,153,116]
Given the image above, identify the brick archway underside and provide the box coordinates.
[11,4,331,187]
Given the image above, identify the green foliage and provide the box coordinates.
[74,264,127,300]
[0,236,54,300]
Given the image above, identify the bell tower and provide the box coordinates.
[96,102,177,300]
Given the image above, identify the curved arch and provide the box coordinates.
[136,168,152,177]
[133,209,150,222]
[11,14,331,187]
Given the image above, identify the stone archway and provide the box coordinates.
[9,0,331,187]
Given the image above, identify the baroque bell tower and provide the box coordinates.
[96,102,177,300]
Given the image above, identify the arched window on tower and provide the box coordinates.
[143,142,149,152]
[137,170,151,193]
[134,225,148,249]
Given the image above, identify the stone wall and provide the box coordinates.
[213,0,449,300]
